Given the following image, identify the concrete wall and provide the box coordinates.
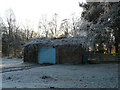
[24,45,38,63]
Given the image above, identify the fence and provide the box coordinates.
[87,52,119,63]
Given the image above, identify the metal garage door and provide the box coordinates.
[38,46,55,64]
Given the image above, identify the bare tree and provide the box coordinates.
[60,19,71,37]
[38,15,49,37]
[52,13,58,36]
[6,9,16,56]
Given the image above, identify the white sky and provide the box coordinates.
[0,0,86,31]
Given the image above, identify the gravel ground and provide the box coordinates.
[2,62,118,88]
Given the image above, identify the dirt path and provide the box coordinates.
[1,58,52,73]
[1,58,24,68]
[1,66,31,73]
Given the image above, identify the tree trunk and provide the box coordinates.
[7,43,9,57]
[115,42,119,54]
[110,47,112,54]
[14,49,16,56]
[106,48,109,53]
[115,36,119,54]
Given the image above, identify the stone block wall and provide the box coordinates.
[56,45,85,64]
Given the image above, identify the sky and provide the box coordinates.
[0,0,86,31]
